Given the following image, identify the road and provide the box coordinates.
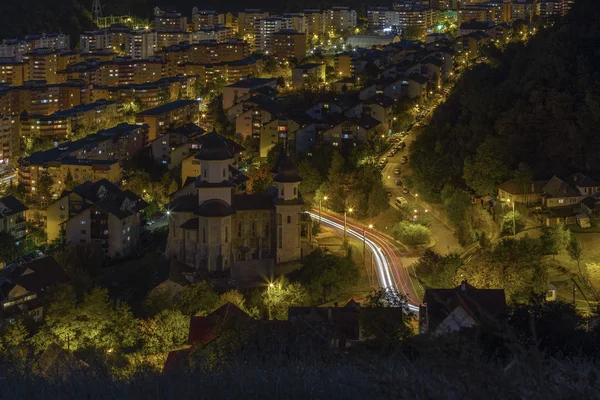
[309,209,420,311]
[380,99,461,255]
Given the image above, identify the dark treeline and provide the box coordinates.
[409,0,600,200]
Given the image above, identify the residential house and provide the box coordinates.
[541,175,587,208]
[0,256,70,321]
[0,196,28,242]
[321,115,383,148]
[497,179,546,204]
[56,180,148,258]
[291,63,326,89]
[136,100,200,142]
[222,78,277,110]
[362,94,396,135]
[419,281,506,335]
[151,123,206,167]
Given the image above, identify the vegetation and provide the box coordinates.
[409,0,600,200]
[392,222,429,246]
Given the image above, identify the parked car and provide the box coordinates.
[387,191,392,197]
[400,156,408,165]
[152,212,166,220]
[394,168,400,175]
[394,197,408,207]
[402,188,409,194]
[395,179,402,186]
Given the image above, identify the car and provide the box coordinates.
[398,141,406,149]
[400,159,407,165]
[152,212,166,220]
[394,168,400,175]
[402,188,409,194]
[387,191,392,197]
[378,164,385,171]
[388,152,395,158]
[146,220,155,226]
[394,197,408,207]
[395,179,402,186]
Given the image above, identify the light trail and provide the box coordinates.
[307,211,419,312]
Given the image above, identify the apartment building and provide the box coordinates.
[154,10,188,32]
[303,9,326,41]
[53,179,147,258]
[17,154,121,198]
[19,99,119,143]
[0,80,89,116]
[182,57,263,87]
[368,6,436,31]
[91,74,198,109]
[190,26,234,43]
[125,30,158,59]
[0,115,18,165]
[0,59,27,86]
[323,7,358,33]
[22,48,60,84]
[238,9,270,45]
[271,31,307,61]
[255,17,293,53]
[136,99,200,141]
[0,33,69,62]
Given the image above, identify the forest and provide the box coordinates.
[408,0,600,201]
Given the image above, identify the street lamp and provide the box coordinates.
[319,195,328,222]
[507,198,516,235]
[344,207,353,239]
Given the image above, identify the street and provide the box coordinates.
[310,209,421,309]
[381,99,461,256]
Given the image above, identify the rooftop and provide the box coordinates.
[226,78,276,89]
[137,100,198,116]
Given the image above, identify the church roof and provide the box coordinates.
[195,199,235,217]
[273,152,302,183]
[195,130,233,161]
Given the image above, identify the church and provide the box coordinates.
[165,130,312,273]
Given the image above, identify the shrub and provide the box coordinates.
[393,222,430,246]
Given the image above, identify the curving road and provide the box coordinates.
[308,210,420,312]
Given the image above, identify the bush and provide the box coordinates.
[393,222,430,246]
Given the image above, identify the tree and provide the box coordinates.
[298,160,322,195]
[37,170,54,201]
[392,222,430,246]
[540,223,571,254]
[367,174,389,218]
[262,278,307,320]
[442,185,475,246]
[567,237,585,277]
[33,286,138,352]
[143,288,175,316]
[360,288,414,342]
[501,210,526,235]
[246,163,273,194]
[176,281,221,316]
[54,243,103,297]
[299,248,360,304]
[463,140,509,196]
[139,309,189,355]
[431,253,462,288]
[0,232,19,265]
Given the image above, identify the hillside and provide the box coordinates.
[408,0,600,200]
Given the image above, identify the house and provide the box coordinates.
[333,77,358,93]
[564,173,600,196]
[136,100,200,142]
[321,115,383,148]
[259,117,303,158]
[149,259,196,300]
[541,175,586,208]
[151,123,206,168]
[419,281,506,335]
[0,195,28,242]
[51,179,148,258]
[222,78,277,110]
[497,179,547,204]
[291,63,326,89]
[362,94,396,135]
[0,256,70,321]
[188,302,253,345]
[384,74,429,100]
[288,299,361,348]
[462,31,491,57]
[234,100,279,139]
